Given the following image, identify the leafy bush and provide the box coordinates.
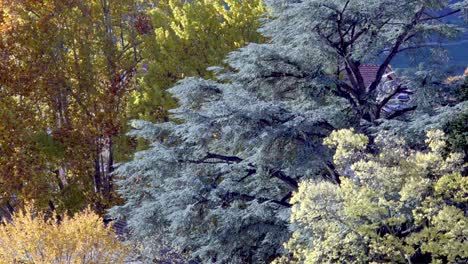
[0,205,130,264]
[278,130,467,263]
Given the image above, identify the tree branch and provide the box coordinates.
[223,191,292,208]
[268,169,299,190]
[183,153,300,191]
[332,87,358,107]
[184,152,243,164]
[385,106,417,120]
[368,8,426,95]
[237,168,257,183]
[421,9,461,22]
[376,84,405,117]
[323,161,341,185]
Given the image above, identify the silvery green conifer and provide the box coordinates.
[111,0,467,262]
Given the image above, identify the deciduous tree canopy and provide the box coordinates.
[129,0,266,123]
[279,129,467,263]
[0,0,156,215]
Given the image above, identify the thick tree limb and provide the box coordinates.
[268,169,299,190]
[237,168,257,183]
[206,153,242,163]
[280,192,293,204]
[386,106,417,120]
[223,191,292,208]
[368,8,426,95]
[332,88,358,107]
[323,161,341,185]
[183,152,300,191]
[184,152,243,164]
[376,84,405,118]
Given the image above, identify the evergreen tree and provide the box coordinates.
[111,0,468,262]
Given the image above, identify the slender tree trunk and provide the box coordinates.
[93,144,102,194]
[54,169,65,190]
[104,137,114,201]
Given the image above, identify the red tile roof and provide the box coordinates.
[354,64,396,88]
[342,64,414,113]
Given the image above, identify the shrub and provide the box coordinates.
[0,204,130,264]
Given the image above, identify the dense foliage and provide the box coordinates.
[111,0,468,262]
[445,75,468,167]
[278,129,466,263]
[130,0,266,122]
[0,0,144,214]
[0,0,467,262]
[0,0,265,217]
[0,204,129,263]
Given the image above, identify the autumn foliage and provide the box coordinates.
[0,204,129,264]
[278,130,467,263]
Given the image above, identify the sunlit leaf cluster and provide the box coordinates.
[282,130,467,263]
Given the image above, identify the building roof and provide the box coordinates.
[342,64,414,114]
[357,64,396,88]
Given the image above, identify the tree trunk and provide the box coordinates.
[104,137,114,201]
[93,144,102,194]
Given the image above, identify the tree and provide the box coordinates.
[0,204,129,263]
[0,0,146,214]
[111,0,467,262]
[0,96,53,217]
[0,0,266,216]
[0,2,57,214]
[444,73,468,174]
[128,0,266,122]
[279,129,466,263]
[262,0,468,122]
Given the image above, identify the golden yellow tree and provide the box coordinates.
[0,204,130,264]
[278,129,467,263]
[130,0,266,122]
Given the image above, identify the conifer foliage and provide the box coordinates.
[112,0,467,262]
